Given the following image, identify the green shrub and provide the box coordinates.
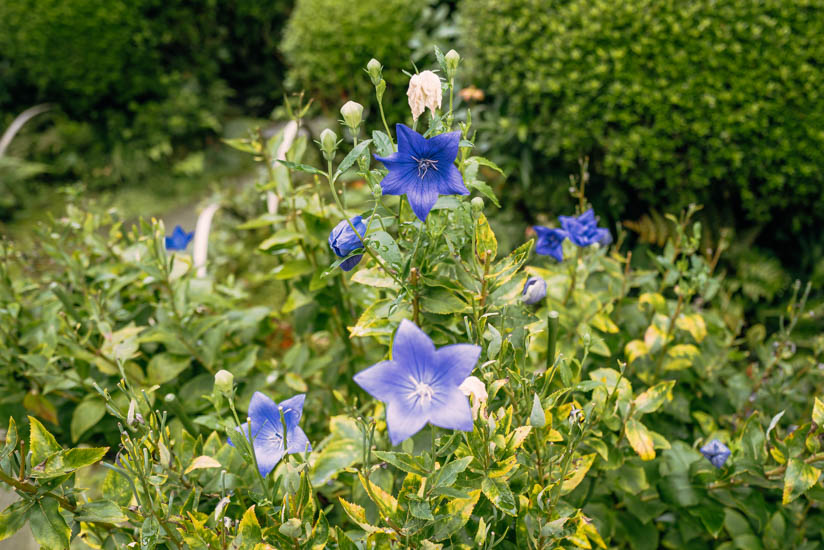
[459,0,824,235]
[281,0,424,118]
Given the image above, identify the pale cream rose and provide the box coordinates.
[407,70,442,121]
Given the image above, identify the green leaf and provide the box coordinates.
[632,380,675,416]
[222,138,259,154]
[0,500,31,541]
[102,468,132,507]
[1,417,18,459]
[433,456,473,488]
[420,289,467,315]
[372,131,394,157]
[359,473,398,514]
[278,160,325,175]
[272,260,314,280]
[481,477,517,516]
[561,453,596,494]
[408,498,434,521]
[690,501,725,538]
[431,490,480,541]
[32,447,108,478]
[73,500,128,523]
[783,458,821,505]
[372,451,429,477]
[311,416,362,485]
[466,179,501,208]
[147,353,191,385]
[71,398,106,443]
[29,497,70,550]
[738,412,766,463]
[29,416,61,466]
[467,156,505,176]
[364,230,402,269]
[259,229,303,250]
[336,139,372,176]
[235,505,261,549]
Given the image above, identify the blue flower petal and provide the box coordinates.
[533,226,567,262]
[406,178,440,221]
[278,393,306,431]
[427,131,461,166]
[286,426,312,454]
[353,360,414,403]
[428,386,474,432]
[392,320,437,379]
[248,391,280,426]
[434,344,481,387]
[339,254,364,271]
[386,400,429,446]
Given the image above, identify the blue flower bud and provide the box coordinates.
[329,216,367,271]
[699,438,731,468]
[522,276,547,305]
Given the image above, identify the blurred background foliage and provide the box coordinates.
[1,0,823,280]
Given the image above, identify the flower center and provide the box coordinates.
[408,376,435,406]
[412,156,438,179]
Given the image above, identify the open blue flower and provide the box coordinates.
[559,209,611,248]
[353,320,480,445]
[533,226,567,262]
[229,392,311,477]
[700,438,731,468]
[522,276,547,305]
[329,216,367,271]
[165,225,194,251]
[374,124,468,222]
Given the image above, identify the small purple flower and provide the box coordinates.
[559,209,611,248]
[229,392,311,477]
[374,124,468,222]
[700,439,731,468]
[329,216,367,271]
[353,320,480,445]
[533,226,567,262]
[522,276,547,305]
[165,225,194,251]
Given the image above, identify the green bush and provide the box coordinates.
[281,0,424,118]
[459,0,824,236]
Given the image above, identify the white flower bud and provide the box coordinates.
[214,369,234,396]
[367,58,383,85]
[319,128,338,160]
[407,70,442,121]
[340,101,364,129]
[445,49,460,79]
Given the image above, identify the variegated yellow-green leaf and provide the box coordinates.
[664,344,700,371]
[29,416,61,466]
[432,490,481,541]
[783,459,821,504]
[185,455,222,474]
[633,380,676,416]
[235,505,261,550]
[638,292,666,313]
[351,265,399,289]
[676,313,707,343]
[643,320,668,353]
[359,473,398,515]
[626,418,656,460]
[591,313,619,334]
[561,453,596,495]
[624,340,648,364]
[813,397,824,426]
[475,213,497,262]
[481,477,517,516]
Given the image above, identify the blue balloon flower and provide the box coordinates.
[374,124,468,222]
[559,209,611,248]
[353,320,480,445]
[700,438,731,468]
[522,276,547,305]
[229,392,311,477]
[533,226,568,262]
[329,215,367,271]
[165,225,194,251]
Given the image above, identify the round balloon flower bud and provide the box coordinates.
[319,128,338,160]
[367,58,383,85]
[214,369,234,396]
[471,196,485,213]
[445,49,461,79]
[340,101,363,130]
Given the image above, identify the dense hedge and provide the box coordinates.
[0,0,292,216]
[281,0,424,118]
[459,0,824,238]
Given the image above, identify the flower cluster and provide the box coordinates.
[533,209,611,261]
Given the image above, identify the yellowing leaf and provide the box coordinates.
[638,292,666,313]
[643,323,667,353]
[561,453,596,495]
[676,313,707,343]
[590,313,619,334]
[626,418,656,460]
[783,459,821,505]
[359,473,398,515]
[624,340,648,364]
[350,266,399,289]
[29,416,61,466]
[664,344,700,371]
[813,397,824,426]
[432,490,481,541]
[633,380,676,416]
[475,213,497,262]
[185,455,222,474]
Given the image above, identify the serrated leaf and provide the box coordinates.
[29,416,61,466]
[236,506,261,549]
[29,497,70,550]
[372,451,429,477]
[481,477,517,516]
[359,473,398,515]
[1,417,18,460]
[32,447,108,478]
[431,490,480,541]
[372,131,394,156]
[433,456,473,488]
[0,500,31,541]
